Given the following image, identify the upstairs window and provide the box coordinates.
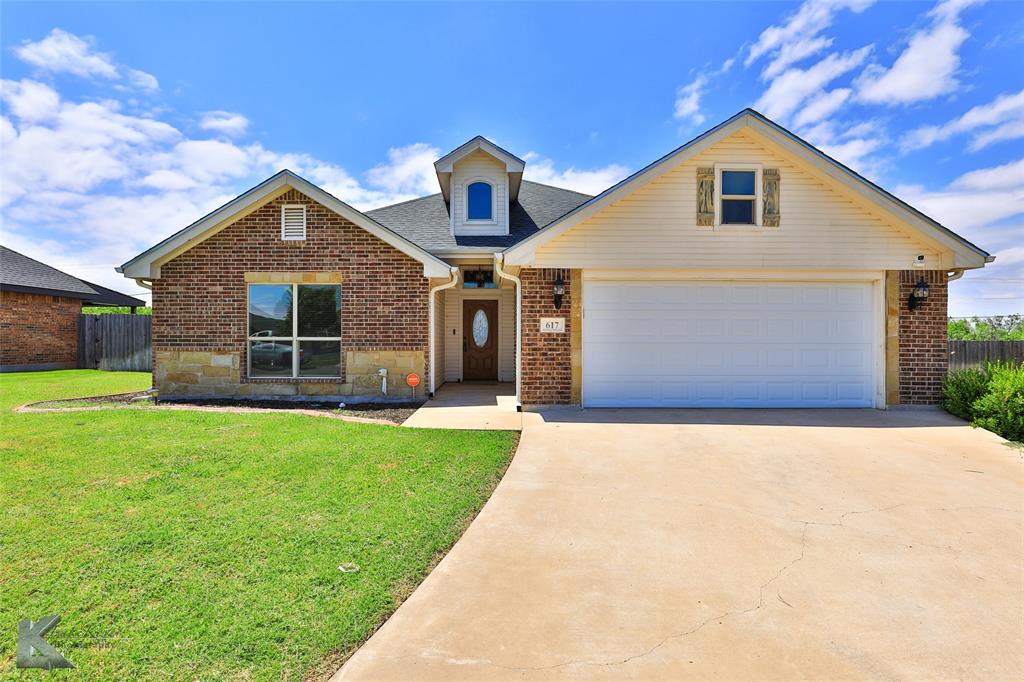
[281,204,306,240]
[720,170,756,225]
[467,182,493,221]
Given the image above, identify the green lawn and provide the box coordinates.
[0,371,517,680]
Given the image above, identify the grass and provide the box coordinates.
[0,371,517,680]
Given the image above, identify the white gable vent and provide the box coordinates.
[281,204,307,240]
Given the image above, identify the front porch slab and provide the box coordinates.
[403,382,521,430]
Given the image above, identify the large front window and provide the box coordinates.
[248,283,341,378]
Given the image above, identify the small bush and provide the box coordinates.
[970,363,1024,443]
[943,361,1024,443]
[943,367,990,420]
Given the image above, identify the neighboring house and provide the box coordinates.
[1,246,147,372]
[119,109,992,407]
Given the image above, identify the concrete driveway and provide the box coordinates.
[336,408,1023,680]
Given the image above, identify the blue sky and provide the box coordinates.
[1,0,1022,315]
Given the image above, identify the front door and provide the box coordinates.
[463,300,499,381]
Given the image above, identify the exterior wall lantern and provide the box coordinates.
[908,279,929,311]
[552,276,566,310]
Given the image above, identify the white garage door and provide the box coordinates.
[583,280,877,408]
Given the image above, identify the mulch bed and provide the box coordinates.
[23,393,422,425]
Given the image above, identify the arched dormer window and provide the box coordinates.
[466,181,494,221]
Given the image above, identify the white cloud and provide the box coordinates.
[951,158,1024,190]
[15,28,118,79]
[523,153,629,195]
[673,76,707,125]
[746,0,875,76]
[856,0,982,105]
[792,88,852,128]
[754,47,872,122]
[199,111,249,137]
[365,143,440,197]
[900,88,1024,151]
[13,28,158,91]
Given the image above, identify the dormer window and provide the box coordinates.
[715,164,762,227]
[467,181,494,221]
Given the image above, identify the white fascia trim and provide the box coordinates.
[118,170,451,279]
[502,110,990,269]
[434,136,526,174]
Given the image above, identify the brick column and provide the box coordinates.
[520,268,574,405]
[897,270,948,404]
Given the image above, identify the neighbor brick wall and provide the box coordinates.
[520,268,574,405]
[152,189,429,393]
[898,269,948,405]
[0,290,80,367]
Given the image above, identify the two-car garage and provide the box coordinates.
[581,279,880,408]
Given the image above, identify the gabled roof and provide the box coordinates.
[1,246,145,306]
[503,109,992,269]
[366,181,591,252]
[119,170,453,279]
[433,136,526,204]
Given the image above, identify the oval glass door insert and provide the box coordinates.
[472,309,489,347]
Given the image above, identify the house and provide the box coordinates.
[1,246,147,372]
[119,109,992,408]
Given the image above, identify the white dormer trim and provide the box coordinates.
[434,136,525,204]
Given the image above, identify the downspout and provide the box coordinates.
[946,269,965,282]
[493,253,522,411]
[428,266,459,397]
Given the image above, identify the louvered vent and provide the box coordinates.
[281,205,306,240]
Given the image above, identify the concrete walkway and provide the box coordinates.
[336,408,1023,680]
[402,382,521,430]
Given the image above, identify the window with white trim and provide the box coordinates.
[716,165,762,226]
[466,181,494,221]
[247,283,341,378]
[281,204,307,240]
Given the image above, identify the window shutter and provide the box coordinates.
[281,205,306,240]
[697,167,714,226]
[763,169,780,227]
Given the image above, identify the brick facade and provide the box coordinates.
[520,268,574,405]
[897,270,948,405]
[0,290,80,369]
[152,189,429,398]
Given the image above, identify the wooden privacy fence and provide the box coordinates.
[949,340,1024,371]
[77,314,152,371]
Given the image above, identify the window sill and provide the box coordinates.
[244,376,344,384]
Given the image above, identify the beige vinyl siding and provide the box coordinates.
[433,288,445,390]
[536,130,947,270]
[451,150,508,236]
[442,286,516,382]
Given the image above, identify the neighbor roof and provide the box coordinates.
[503,108,993,269]
[1,246,146,306]
[367,180,592,252]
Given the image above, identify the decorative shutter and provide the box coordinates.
[696,167,715,226]
[763,169,780,227]
[281,205,306,240]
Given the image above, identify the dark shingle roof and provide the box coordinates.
[366,180,592,251]
[0,246,145,306]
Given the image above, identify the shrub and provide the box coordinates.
[943,361,1024,443]
[970,363,1024,443]
[943,367,990,420]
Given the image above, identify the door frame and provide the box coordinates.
[581,269,885,409]
[460,296,501,381]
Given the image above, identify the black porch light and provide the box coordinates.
[908,279,929,311]
[552,276,566,310]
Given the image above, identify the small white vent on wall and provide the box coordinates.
[281,205,307,240]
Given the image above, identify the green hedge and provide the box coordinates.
[943,362,1024,442]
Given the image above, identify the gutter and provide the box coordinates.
[493,253,522,411]
[428,267,460,396]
